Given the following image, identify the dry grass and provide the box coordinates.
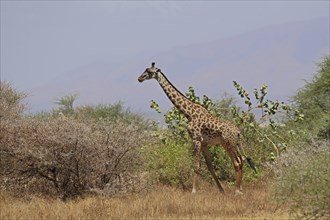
[0,182,290,220]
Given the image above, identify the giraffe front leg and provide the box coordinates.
[192,140,202,193]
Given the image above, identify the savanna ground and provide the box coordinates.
[1,182,290,220]
[1,57,329,220]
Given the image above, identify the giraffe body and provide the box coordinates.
[138,63,248,194]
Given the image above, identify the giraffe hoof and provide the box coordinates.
[218,188,225,194]
[235,189,243,196]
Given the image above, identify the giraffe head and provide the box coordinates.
[138,62,161,83]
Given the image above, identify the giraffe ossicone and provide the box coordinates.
[138,62,256,194]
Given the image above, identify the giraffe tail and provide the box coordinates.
[237,134,257,173]
[246,157,257,173]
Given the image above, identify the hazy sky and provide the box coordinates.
[1,1,329,93]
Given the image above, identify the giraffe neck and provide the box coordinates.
[156,71,195,120]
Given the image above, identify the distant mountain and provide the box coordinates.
[27,17,329,114]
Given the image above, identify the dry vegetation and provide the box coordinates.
[0,117,149,200]
[1,182,289,220]
[1,57,329,220]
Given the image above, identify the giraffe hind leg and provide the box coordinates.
[232,152,243,194]
[202,146,225,193]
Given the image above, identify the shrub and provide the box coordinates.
[270,141,330,219]
[145,132,192,189]
[74,102,145,125]
[0,117,150,199]
[37,95,145,126]
[291,56,330,140]
[0,81,26,120]
[0,83,152,199]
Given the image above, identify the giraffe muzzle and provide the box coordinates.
[138,77,144,82]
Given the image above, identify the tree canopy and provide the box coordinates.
[293,56,330,139]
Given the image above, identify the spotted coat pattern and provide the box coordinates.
[138,63,244,194]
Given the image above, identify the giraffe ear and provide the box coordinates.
[157,69,161,72]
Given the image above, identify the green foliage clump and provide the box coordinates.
[292,56,330,139]
[232,81,304,161]
[75,102,145,124]
[145,135,192,189]
[35,94,146,126]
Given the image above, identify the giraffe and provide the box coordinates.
[138,62,256,194]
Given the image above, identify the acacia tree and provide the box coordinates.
[292,56,330,139]
[54,93,79,116]
[271,56,330,220]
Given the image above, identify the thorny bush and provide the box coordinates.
[0,117,150,200]
[269,140,330,220]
